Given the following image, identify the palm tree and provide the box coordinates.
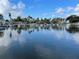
[9,13,11,20]
[0,14,3,20]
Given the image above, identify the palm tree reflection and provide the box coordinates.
[0,31,4,38]
[0,28,5,38]
[10,32,12,38]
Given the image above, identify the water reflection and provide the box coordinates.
[11,24,79,34]
[0,25,79,59]
[10,32,12,38]
[0,27,6,37]
[51,25,65,30]
[66,25,79,33]
[0,31,4,37]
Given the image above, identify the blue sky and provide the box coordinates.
[0,0,79,19]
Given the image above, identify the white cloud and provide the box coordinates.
[0,0,26,19]
[52,15,55,18]
[72,33,79,44]
[77,4,79,6]
[54,4,79,17]
[17,1,25,10]
[74,4,79,12]
[67,6,74,11]
[0,0,10,14]
[10,1,26,18]
[56,8,64,14]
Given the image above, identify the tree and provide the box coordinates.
[27,16,34,23]
[43,18,50,24]
[0,14,4,20]
[34,18,40,23]
[5,20,9,22]
[16,16,22,21]
[51,18,64,24]
[9,13,12,20]
[66,15,79,23]
[66,25,79,33]
[12,16,22,22]
[0,14,4,25]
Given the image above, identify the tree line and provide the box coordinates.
[0,13,79,24]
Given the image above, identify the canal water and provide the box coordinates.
[0,25,79,59]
